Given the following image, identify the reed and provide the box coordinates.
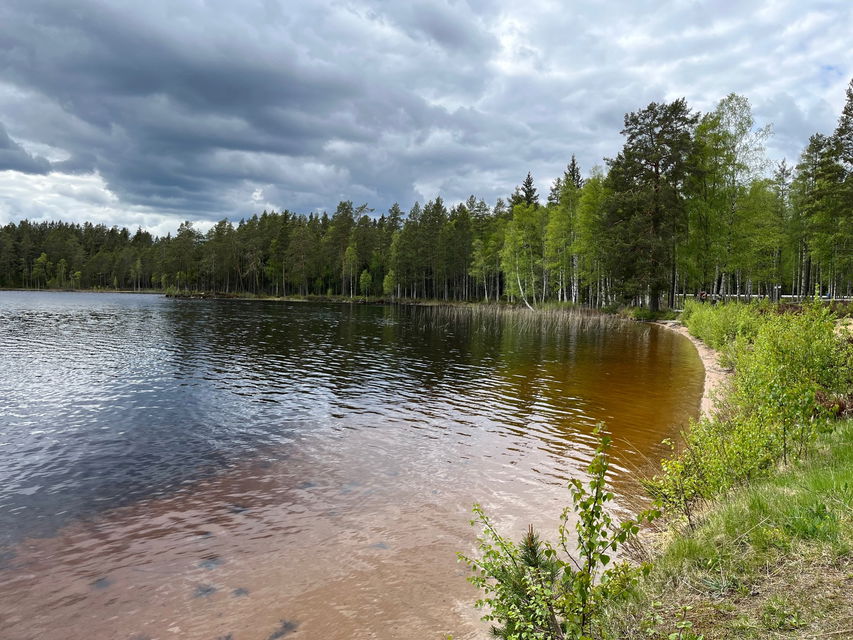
[409,303,640,337]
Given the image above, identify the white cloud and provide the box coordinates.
[0,170,209,236]
[0,0,851,236]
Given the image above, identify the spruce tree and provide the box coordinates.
[510,173,539,208]
[547,176,563,206]
[564,154,583,189]
[833,77,853,170]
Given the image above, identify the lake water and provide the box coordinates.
[0,291,704,639]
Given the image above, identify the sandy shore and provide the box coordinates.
[655,321,731,419]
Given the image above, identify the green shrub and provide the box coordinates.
[647,302,853,520]
[460,431,657,639]
[680,300,765,367]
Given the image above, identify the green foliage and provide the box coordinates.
[647,302,853,520]
[3,81,853,306]
[667,606,704,640]
[617,307,678,322]
[545,180,579,303]
[679,299,763,357]
[358,268,372,297]
[382,270,396,297]
[460,430,657,639]
[501,202,547,308]
[761,596,804,631]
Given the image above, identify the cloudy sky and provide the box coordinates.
[0,0,851,236]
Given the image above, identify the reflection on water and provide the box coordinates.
[0,291,704,639]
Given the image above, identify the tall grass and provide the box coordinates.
[656,418,853,574]
[411,303,637,337]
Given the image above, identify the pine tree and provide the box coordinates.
[606,99,699,310]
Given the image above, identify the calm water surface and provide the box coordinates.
[0,291,704,639]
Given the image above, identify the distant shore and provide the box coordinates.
[0,287,161,295]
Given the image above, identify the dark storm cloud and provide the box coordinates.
[0,0,851,232]
[0,123,51,174]
[0,0,382,215]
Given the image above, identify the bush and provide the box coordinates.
[680,300,765,367]
[646,302,853,521]
[460,431,657,640]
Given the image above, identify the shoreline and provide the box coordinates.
[654,320,730,419]
[0,287,161,295]
[618,310,853,639]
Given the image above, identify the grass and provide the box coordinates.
[598,304,853,640]
[607,418,853,639]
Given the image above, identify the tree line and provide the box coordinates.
[2,82,852,309]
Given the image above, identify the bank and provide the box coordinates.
[604,302,853,639]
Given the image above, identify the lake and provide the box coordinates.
[0,291,704,639]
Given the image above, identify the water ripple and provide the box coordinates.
[0,291,704,638]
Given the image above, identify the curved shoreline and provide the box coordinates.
[655,320,730,419]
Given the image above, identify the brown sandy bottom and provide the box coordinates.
[0,426,617,640]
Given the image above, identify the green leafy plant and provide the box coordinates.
[459,429,658,639]
[646,301,853,521]
[667,606,704,640]
[761,596,804,630]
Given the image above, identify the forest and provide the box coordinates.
[2,82,852,310]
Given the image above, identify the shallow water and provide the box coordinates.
[0,291,704,639]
